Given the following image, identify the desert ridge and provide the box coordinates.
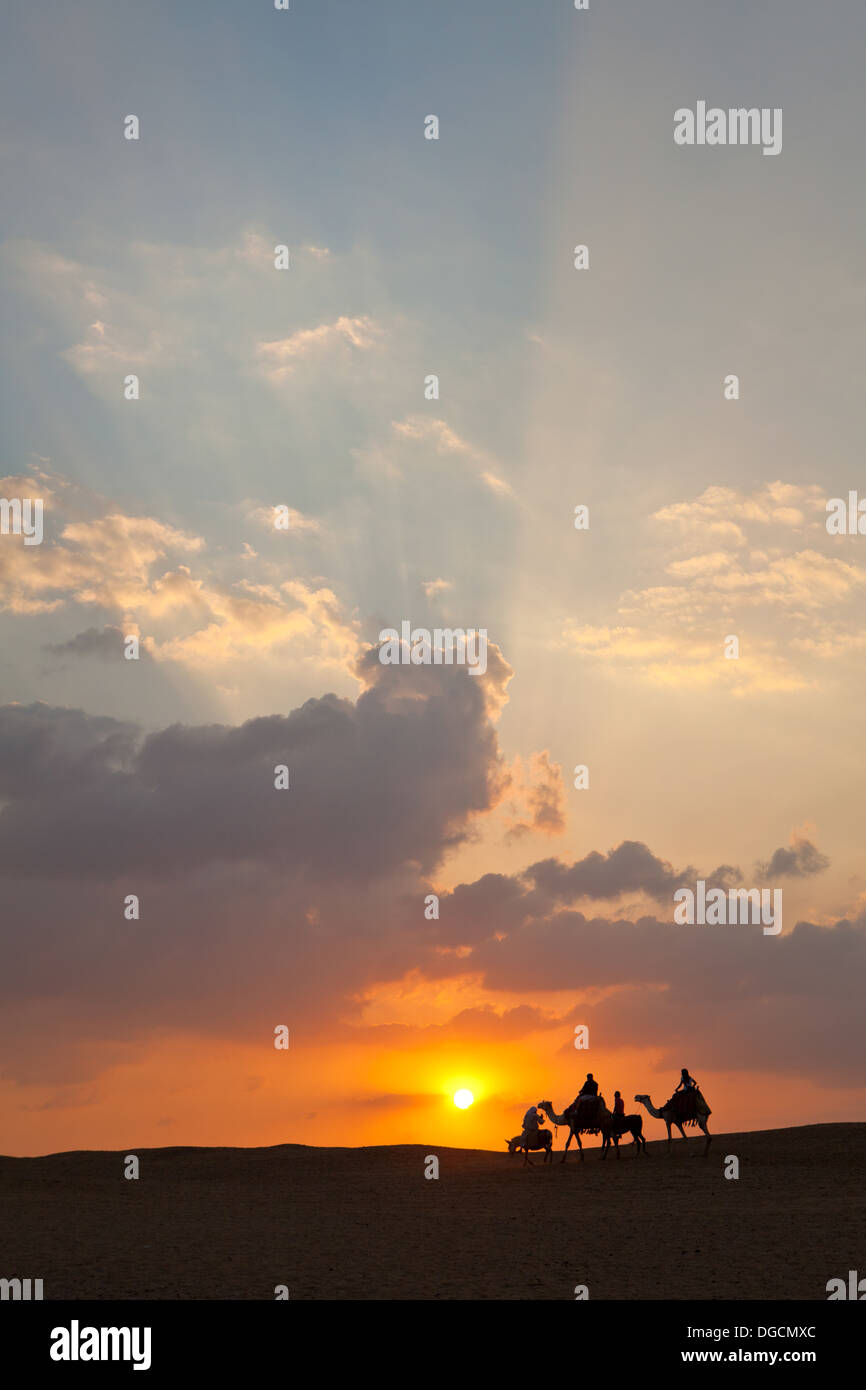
[1,1123,863,1300]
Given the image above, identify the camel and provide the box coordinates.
[600,1111,648,1159]
[506,1129,553,1166]
[634,1094,711,1154]
[538,1098,644,1161]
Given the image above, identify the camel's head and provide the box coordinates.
[634,1094,648,1103]
[539,1099,551,1110]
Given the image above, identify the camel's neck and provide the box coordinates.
[639,1096,665,1119]
[542,1103,566,1125]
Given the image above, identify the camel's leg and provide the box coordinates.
[577,1134,584,1163]
[701,1122,711,1156]
[666,1122,673,1152]
[561,1128,574,1163]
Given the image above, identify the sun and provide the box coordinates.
[453,1089,474,1109]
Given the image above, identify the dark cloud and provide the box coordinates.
[523,841,693,902]
[756,837,830,879]
[0,663,858,1097]
[0,655,507,880]
[45,626,151,663]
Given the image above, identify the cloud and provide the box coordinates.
[1,231,381,413]
[0,680,859,1092]
[256,316,384,381]
[756,835,830,880]
[523,841,694,902]
[561,624,807,693]
[0,655,510,881]
[380,415,517,501]
[0,468,359,677]
[45,625,152,663]
[247,503,322,535]
[503,752,566,840]
[422,578,453,598]
[559,481,866,693]
[0,651,543,1086]
[480,471,516,498]
[0,497,204,616]
[653,482,827,532]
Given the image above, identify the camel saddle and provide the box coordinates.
[669,1089,712,1126]
[563,1095,603,1132]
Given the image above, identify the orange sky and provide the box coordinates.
[3,1027,862,1158]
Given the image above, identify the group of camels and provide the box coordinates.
[507,1094,712,1164]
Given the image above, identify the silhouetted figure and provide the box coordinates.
[522,1103,544,1135]
[675,1068,698,1092]
[508,1102,553,1165]
[613,1090,625,1117]
[579,1072,598,1098]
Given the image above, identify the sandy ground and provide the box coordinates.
[1,1123,863,1299]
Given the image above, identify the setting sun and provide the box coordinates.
[453,1089,474,1109]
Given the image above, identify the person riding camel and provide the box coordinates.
[671,1067,710,1120]
[613,1090,625,1117]
[565,1073,600,1119]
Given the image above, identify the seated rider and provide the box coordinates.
[613,1090,625,1117]
[522,1103,545,1138]
[675,1068,698,1092]
[565,1074,599,1117]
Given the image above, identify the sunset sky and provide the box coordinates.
[1,0,865,1156]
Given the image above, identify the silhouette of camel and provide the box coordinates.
[600,1111,648,1159]
[539,1098,610,1162]
[634,1093,712,1155]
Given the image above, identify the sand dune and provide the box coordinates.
[2,1123,864,1299]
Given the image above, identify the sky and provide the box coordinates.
[1,0,865,1155]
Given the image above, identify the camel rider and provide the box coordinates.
[522,1103,544,1138]
[613,1091,625,1117]
[565,1074,599,1119]
[675,1069,698,1092]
